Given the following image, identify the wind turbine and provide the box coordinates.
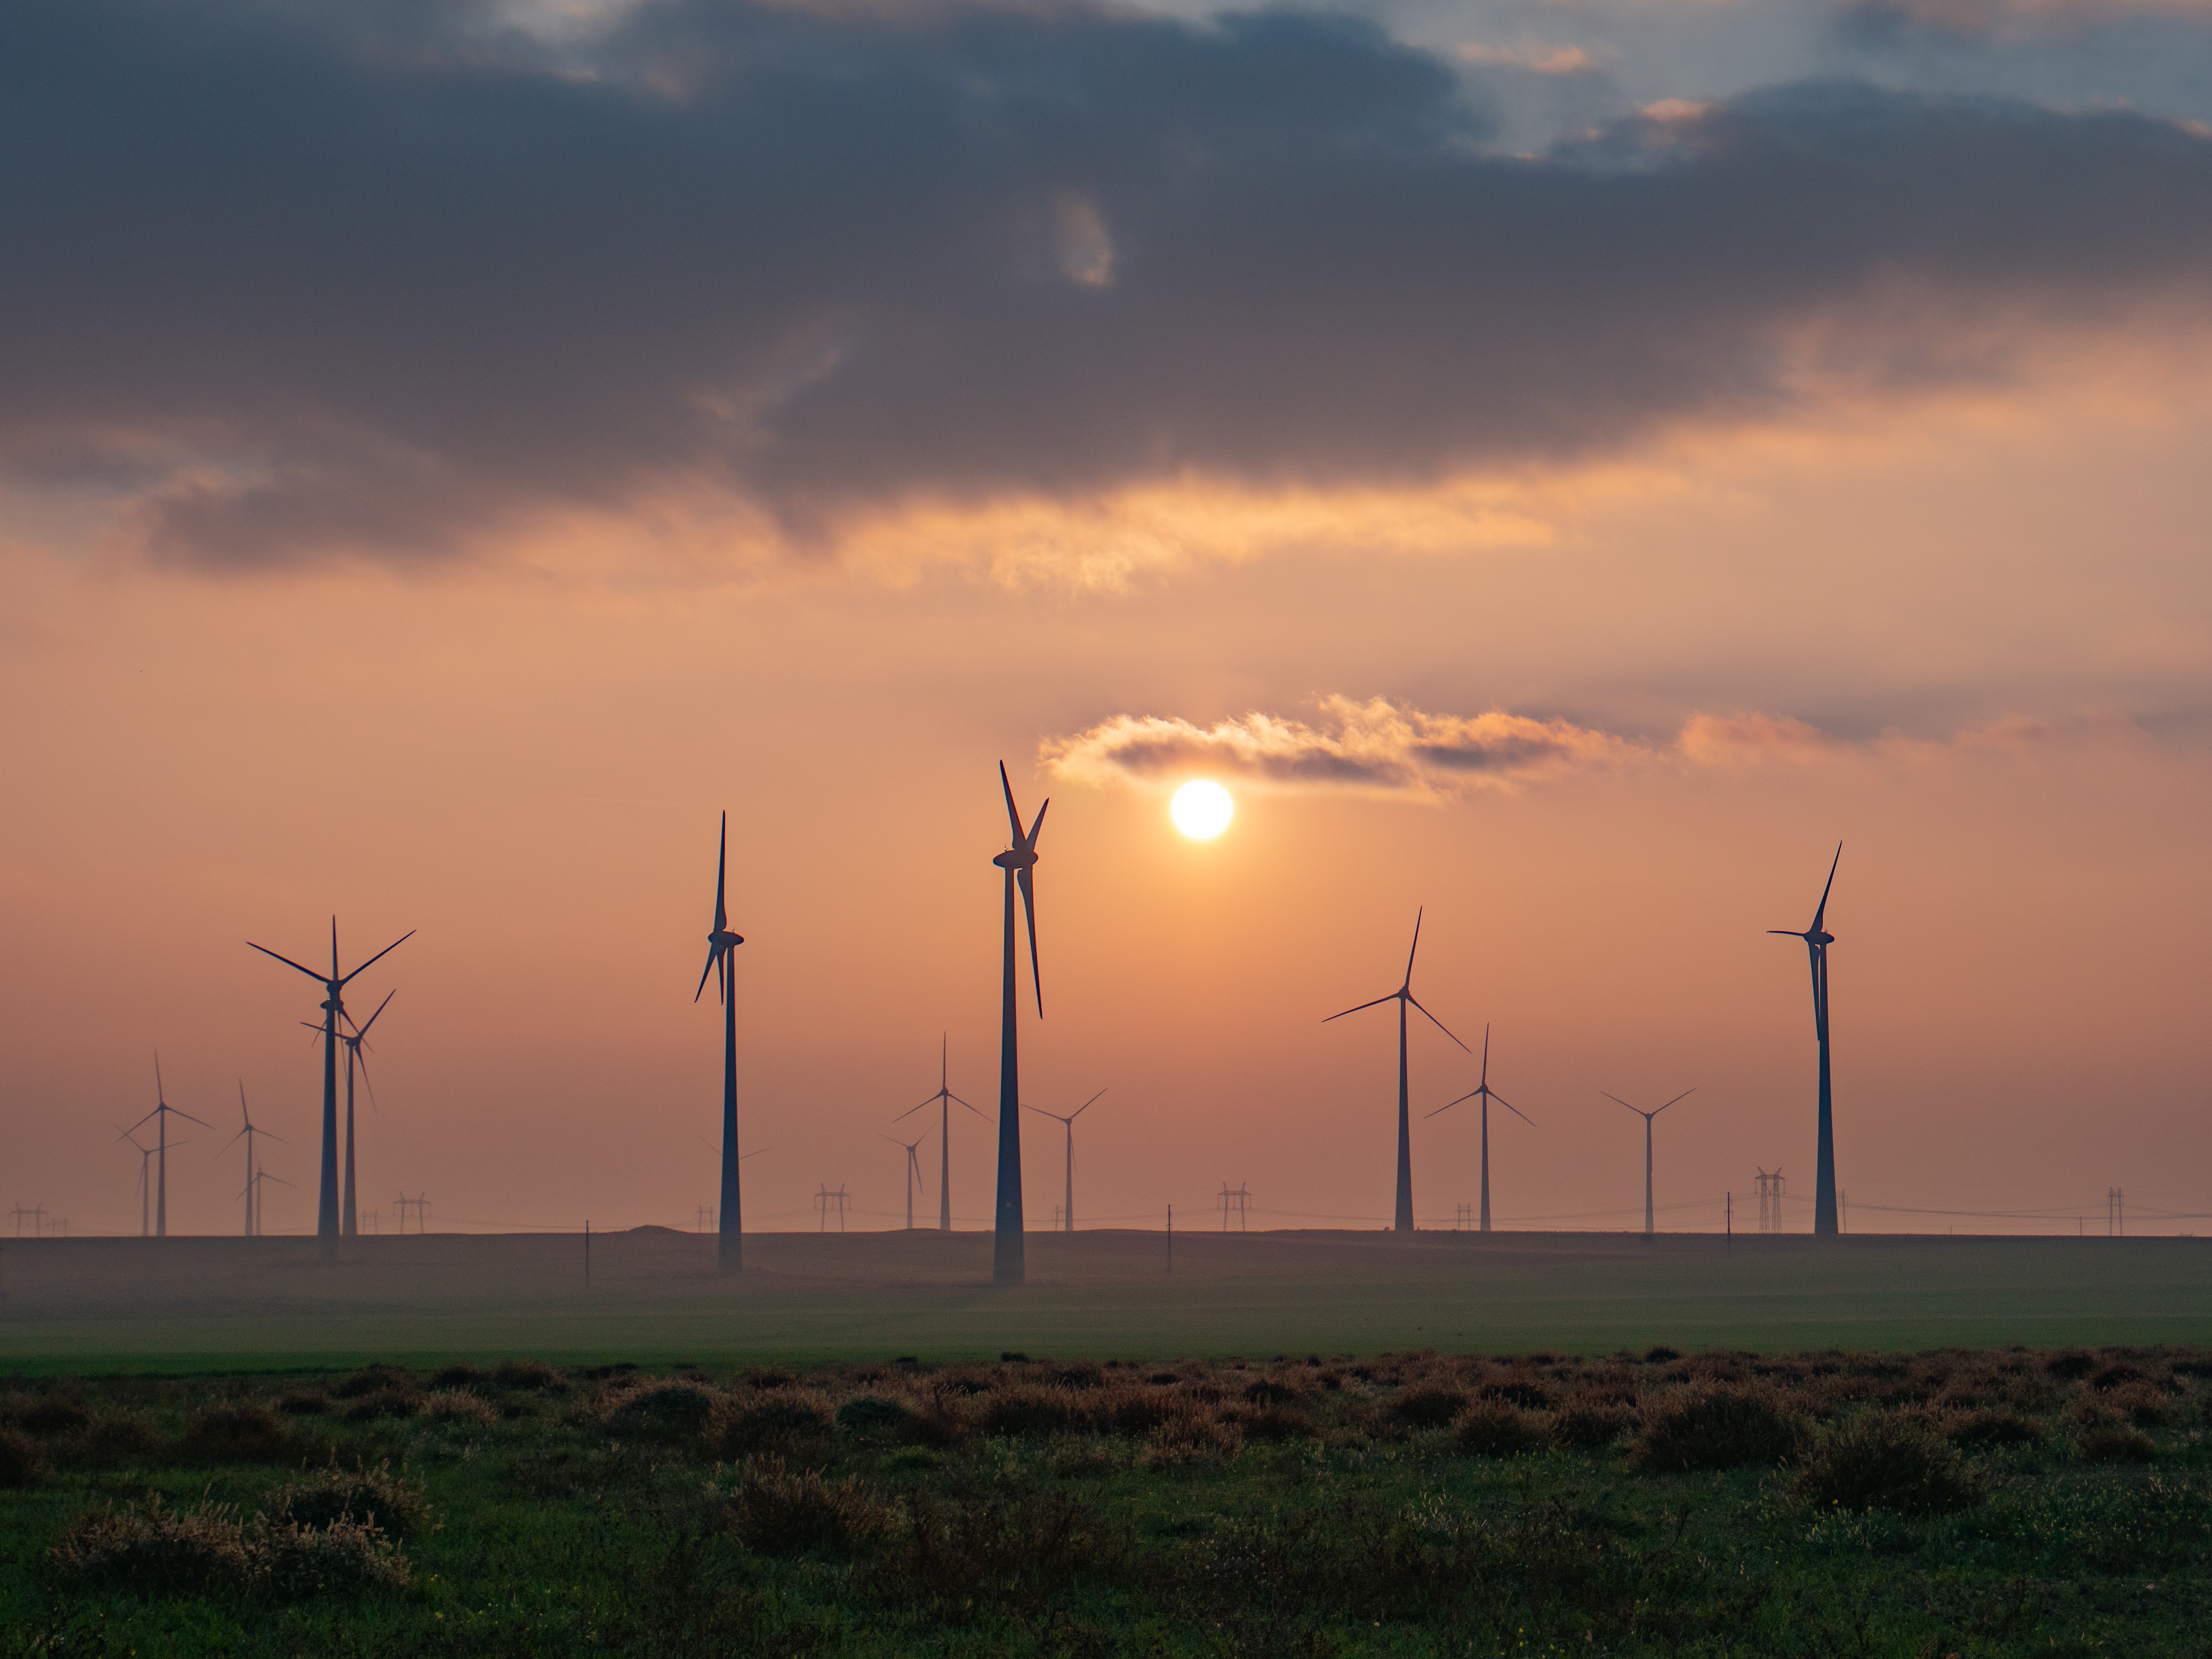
[247,919,414,1259]
[694,812,746,1274]
[882,1127,931,1230]
[1023,1088,1105,1233]
[896,1035,988,1232]
[1427,1025,1530,1234]
[1325,908,1469,1233]
[223,1082,284,1238]
[242,1166,293,1235]
[117,1127,178,1239]
[989,762,1048,1286]
[1603,1089,1694,1238]
[120,1057,212,1239]
[306,989,392,1240]
[1770,845,1842,1237]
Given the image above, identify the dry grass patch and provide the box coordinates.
[1631,1386,1803,1473]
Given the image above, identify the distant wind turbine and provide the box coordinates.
[248,919,414,1259]
[120,1056,213,1239]
[242,1166,293,1234]
[1326,908,1469,1233]
[1769,845,1842,1237]
[305,991,392,1240]
[695,813,747,1273]
[223,1082,285,1238]
[989,762,1048,1286]
[1427,1025,1531,1233]
[882,1127,931,1230]
[1604,1089,1695,1238]
[1024,1089,1105,1233]
[895,1035,988,1232]
[117,1127,178,1239]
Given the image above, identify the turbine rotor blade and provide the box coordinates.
[1812,842,1842,930]
[1403,905,1424,985]
[693,949,718,1003]
[1324,992,1399,1022]
[1407,994,1472,1052]
[1654,1087,1696,1114]
[356,989,396,1039]
[714,811,729,934]
[1017,865,1042,1017]
[998,761,1025,842]
[1071,1087,1106,1118]
[339,929,416,987]
[1600,1091,1643,1115]
[248,941,328,983]
[1494,1093,1535,1127]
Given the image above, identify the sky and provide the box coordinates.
[1,0,2208,1240]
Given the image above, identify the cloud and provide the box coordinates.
[1835,0,2212,40]
[4,0,2212,568]
[1044,699,2155,797]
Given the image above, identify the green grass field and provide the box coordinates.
[5,1229,2211,1371]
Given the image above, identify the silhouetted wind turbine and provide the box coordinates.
[242,1166,292,1235]
[1427,1025,1530,1233]
[1024,1089,1105,1233]
[1326,908,1469,1233]
[223,1082,284,1238]
[310,990,393,1240]
[989,762,1048,1285]
[121,1057,212,1239]
[695,812,746,1273]
[117,1127,177,1239]
[882,1128,931,1230]
[1603,1089,1694,1238]
[1769,845,1842,1237]
[248,920,413,1259]
[896,1035,988,1232]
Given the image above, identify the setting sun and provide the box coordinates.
[1170,779,1235,840]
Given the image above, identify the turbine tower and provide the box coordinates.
[223,1082,285,1238]
[883,1127,931,1230]
[896,1035,987,1232]
[305,992,393,1239]
[1024,1089,1105,1233]
[243,1166,293,1235]
[120,1057,212,1239]
[248,920,414,1259]
[1603,1089,1694,1238]
[117,1127,176,1239]
[1325,908,1469,1232]
[694,813,746,1273]
[1427,1025,1531,1233]
[990,762,1048,1286]
[1769,845,1842,1236]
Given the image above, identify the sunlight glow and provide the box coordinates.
[1170,779,1235,840]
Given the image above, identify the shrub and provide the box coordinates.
[1392,1385,1470,1430]
[52,1499,258,1594]
[739,1366,796,1390]
[1051,1363,1106,1390]
[835,1395,912,1436]
[2077,1425,2156,1464]
[713,1393,835,1456]
[184,1400,302,1465]
[602,1381,721,1442]
[419,1389,497,1427]
[259,1514,411,1597]
[1796,1412,1983,1515]
[981,1386,1090,1438]
[2079,1383,2171,1429]
[64,1410,166,1471]
[1942,1409,2048,1448]
[0,1427,45,1488]
[332,1365,416,1400]
[2045,1350,2097,1381]
[428,1364,486,1390]
[1454,1400,1543,1458]
[17,1396,92,1436]
[1643,1347,1682,1364]
[266,1462,433,1537]
[1631,1386,1802,1473]
[2088,1361,2158,1392]
[492,1359,565,1392]
[725,1455,899,1556]
[1476,1377,1554,1410]
[340,1387,420,1424]
[1236,1403,1320,1442]
[274,1392,329,1416]
[1243,1378,1303,1406]
[1550,1397,1637,1451]
[1141,1408,1240,1468]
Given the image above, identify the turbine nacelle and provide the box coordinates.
[991,848,1036,871]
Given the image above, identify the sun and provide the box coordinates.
[1170,779,1235,840]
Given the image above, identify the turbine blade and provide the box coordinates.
[1655,1087,1696,1113]
[248,941,326,982]
[1811,842,1842,931]
[693,949,717,1003]
[1480,1023,1490,1085]
[1025,796,1049,851]
[1017,865,1042,1017]
[222,1127,248,1152]
[998,760,1025,842]
[154,1052,166,1102]
[1494,1092,1535,1127]
[1600,1091,1640,1114]
[1766,929,1808,938]
[1403,906,1423,988]
[121,1107,161,1137]
[894,1098,931,1122]
[714,811,729,933]
[954,1095,993,1121]
[339,929,415,986]
[357,1051,379,1111]
[356,988,396,1039]
[1324,992,1398,1022]
[238,1081,250,1128]
[174,1108,218,1131]
[1407,994,1472,1052]
[1071,1087,1105,1118]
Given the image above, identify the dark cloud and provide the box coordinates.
[3,0,2211,567]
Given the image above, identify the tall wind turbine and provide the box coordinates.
[896,1035,987,1232]
[990,762,1048,1286]
[1326,909,1469,1232]
[1427,1025,1530,1233]
[223,1083,284,1238]
[248,920,414,1259]
[316,990,393,1239]
[882,1128,931,1230]
[242,1166,292,1235]
[117,1127,176,1239]
[694,812,746,1273]
[1024,1089,1105,1233]
[1770,845,1842,1237]
[1603,1089,1694,1238]
[121,1057,212,1239]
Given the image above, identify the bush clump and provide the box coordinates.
[16,1396,92,1436]
[419,1388,497,1427]
[1632,1386,1802,1472]
[266,1462,433,1537]
[259,1514,411,1596]
[1796,1411,1984,1515]
[183,1400,303,1465]
[53,1500,257,1595]
[980,1386,1089,1438]
[332,1365,416,1400]
[713,1393,835,1456]
[835,1395,913,1436]
[1392,1385,1470,1430]
[1943,1408,2048,1448]
[428,1364,486,1390]
[602,1381,721,1442]
[1549,1396,1637,1451]
[274,1391,329,1416]
[61,1410,166,1471]
[493,1359,566,1392]
[0,1426,46,1488]
[1454,1400,1544,1458]
[2077,1425,2156,1464]
[726,1455,899,1556]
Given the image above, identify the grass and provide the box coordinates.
[6,1229,2212,1371]
[5,1343,2212,1656]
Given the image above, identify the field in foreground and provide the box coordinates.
[6,1230,2212,1367]
[5,1344,2212,1657]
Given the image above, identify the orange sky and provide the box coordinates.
[1,0,2209,1240]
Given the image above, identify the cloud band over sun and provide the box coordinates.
[4,0,2212,568]
[1043,699,2132,798]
